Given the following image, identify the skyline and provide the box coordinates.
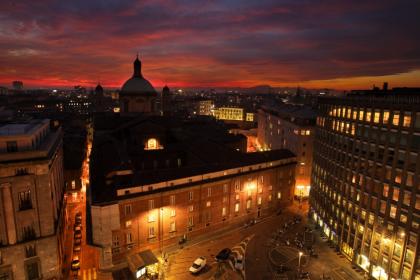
[1,0,420,89]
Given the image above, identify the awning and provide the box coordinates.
[128,250,159,273]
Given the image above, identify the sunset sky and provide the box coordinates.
[1,0,419,90]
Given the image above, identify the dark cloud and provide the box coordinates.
[0,0,419,88]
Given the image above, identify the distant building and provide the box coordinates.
[197,100,214,116]
[214,107,244,121]
[160,85,171,115]
[12,81,23,91]
[119,55,157,114]
[257,105,316,197]
[88,115,296,272]
[310,89,420,280]
[93,83,106,112]
[0,119,65,279]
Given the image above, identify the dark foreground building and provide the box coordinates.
[88,115,297,273]
[310,89,420,280]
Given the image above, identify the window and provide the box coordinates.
[222,196,228,203]
[124,204,132,215]
[127,232,133,243]
[148,227,155,238]
[148,200,154,210]
[268,185,272,191]
[112,235,119,247]
[188,216,194,227]
[390,205,397,218]
[145,138,158,150]
[71,180,76,189]
[383,110,389,124]
[235,194,240,200]
[373,111,380,123]
[125,220,132,227]
[392,113,400,126]
[148,213,156,222]
[403,113,411,127]
[207,187,211,197]
[257,196,262,205]
[383,184,389,198]
[6,141,18,152]
[206,201,211,207]
[25,244,36,258]
[25,261,39,280]
[188,205,194,212]
[222,207,226,217]
[268,194,272,201]
[366,110,371,122]
[223,184,228,193]
[246,200,251,209]
[188,191,193,201]
[277,192,281,199]
[170,209,176,217]
[359,110,364,121]
[170,221,176,232]
[235,203,240,212]
[18,190,32,210]
[177,158,182,167]
[170,195,175,205]
[393,188,400,201]
[235,181,240,191]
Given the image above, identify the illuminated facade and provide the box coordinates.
[310,93,420,280]
[198,100,214,116]
[257,106,316,197]
[0,119,66,279]
[88,115,296,271]
[214,107,244,121]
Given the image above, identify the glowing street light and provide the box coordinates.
[298,251,303,273]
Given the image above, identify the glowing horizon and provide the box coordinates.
[1,1,419,90]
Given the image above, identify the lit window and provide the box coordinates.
[207,187,211,197]
[359,110,364,121]
[148,213,156,222]
[188,191,193,201]
[222,207,226,217]
[170,221,176,232]
[235,203,240,212]
[146,138,158,150]
[305,130,310,135]
[277,192,281,199]
[374,111,380,123]
[125,220,132,227]
[148,227,155,238]
[383,110,389,124]
[403,113,411,127]
[170,209,176,217]
[392,113,400,126]
[188,205,194,212]
[246,200,251,209]
[268,194,272,201]
[257,197,262,205]
[235,194,240,200]
[71,180,76,189]
[206,201,211,207]
[366,110,371,122]
[188,216,194,227]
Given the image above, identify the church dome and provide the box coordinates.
[121,55,156,95]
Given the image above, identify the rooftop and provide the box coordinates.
[0,119,48,136]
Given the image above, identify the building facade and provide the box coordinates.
[310,93,420,280]
[0,119,66,279]
[257,105,316,197]
[88,115,296,271]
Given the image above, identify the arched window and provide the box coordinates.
[146,138,158,150]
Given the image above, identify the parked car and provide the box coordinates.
[74,230,82,239]
[71,256,80,271]
[216,248,231,261]
[234,254,244,270]
[189,257,206,274]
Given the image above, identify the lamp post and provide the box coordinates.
[298,251,303,275]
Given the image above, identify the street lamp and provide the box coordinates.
[298,251,303,274]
